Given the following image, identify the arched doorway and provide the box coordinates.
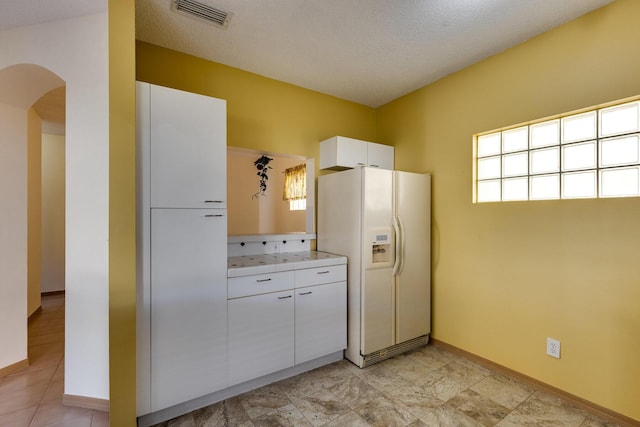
[0,63,65,376]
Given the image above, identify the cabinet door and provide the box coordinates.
[228,290,294,385]
[150,209,227,412]
[149,84,226,208]
[336,137,367,168]
[320,136,367,170]
[295,281,347,364]
[367,142,394,170]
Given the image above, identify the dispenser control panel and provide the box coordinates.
[372,233,390,245]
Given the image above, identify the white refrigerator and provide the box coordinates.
[318,167,431,367]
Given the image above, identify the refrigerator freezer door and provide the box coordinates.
[394,172,431,344]
[361,168,395,354]
[362,268,394,354]
[318,168,363,365]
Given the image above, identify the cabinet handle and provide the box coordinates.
[278,295,292,300]
[256,278,272,283]
[299,291,312,296]
[370,164,379,168]
[316,270,330,274]
[356,162,365,165]
[204,214,224,217]
[204,200,224,203]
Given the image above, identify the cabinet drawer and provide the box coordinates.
[228,271,294,299]
[295,264,346,288]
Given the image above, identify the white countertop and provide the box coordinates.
[228,251,347,277]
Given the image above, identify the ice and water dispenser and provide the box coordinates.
[370,229,392,265]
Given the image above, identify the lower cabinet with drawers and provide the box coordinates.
[228,285,295,385]
[228,261,347,386]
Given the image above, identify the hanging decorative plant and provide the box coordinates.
[252,155,273,198]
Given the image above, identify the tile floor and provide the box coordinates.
[154,344,621,427]
[3,294,622,426]
[0,293,109,427]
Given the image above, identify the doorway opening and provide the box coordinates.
[0,63,66,391]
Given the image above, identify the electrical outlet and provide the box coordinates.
[546,337,561,359]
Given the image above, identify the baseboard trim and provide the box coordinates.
[0,359,29,379]
[28,306,42,321]
[430,338,640,427]
[29,292,65,321]
[63,394,110,412]
[42,290,65,296]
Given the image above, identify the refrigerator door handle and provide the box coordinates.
[397,216,405,274]
[392,216,401,276]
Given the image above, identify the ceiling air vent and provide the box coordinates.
[171,0,232,29]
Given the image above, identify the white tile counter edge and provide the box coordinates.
[228,251,347,277]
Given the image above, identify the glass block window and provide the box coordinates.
[475,99,640,202]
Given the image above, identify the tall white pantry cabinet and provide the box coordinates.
[136,82,228,415]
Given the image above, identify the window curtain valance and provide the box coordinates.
[283,163,306,201]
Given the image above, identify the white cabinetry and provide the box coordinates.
[227,256,346,385]
[320,136,367,169]
[367,141,395,170]
[295,281,346,364]
[148,83,226,208]
[137,82,228,415]
[320,136,394,170]
[294,264,347,364]
[150,209,227,410]
[227,271,294,299]
[228,287,295,385]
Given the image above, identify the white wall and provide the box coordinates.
[41,133,65,293]
[0,12,109,400]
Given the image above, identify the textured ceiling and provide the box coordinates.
[136,0,614,107]
[1,0,614,115]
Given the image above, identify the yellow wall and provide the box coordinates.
[377,0,640,421]
[136,42,377,163]
[27,108,41,316]
[109,0,137,425]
